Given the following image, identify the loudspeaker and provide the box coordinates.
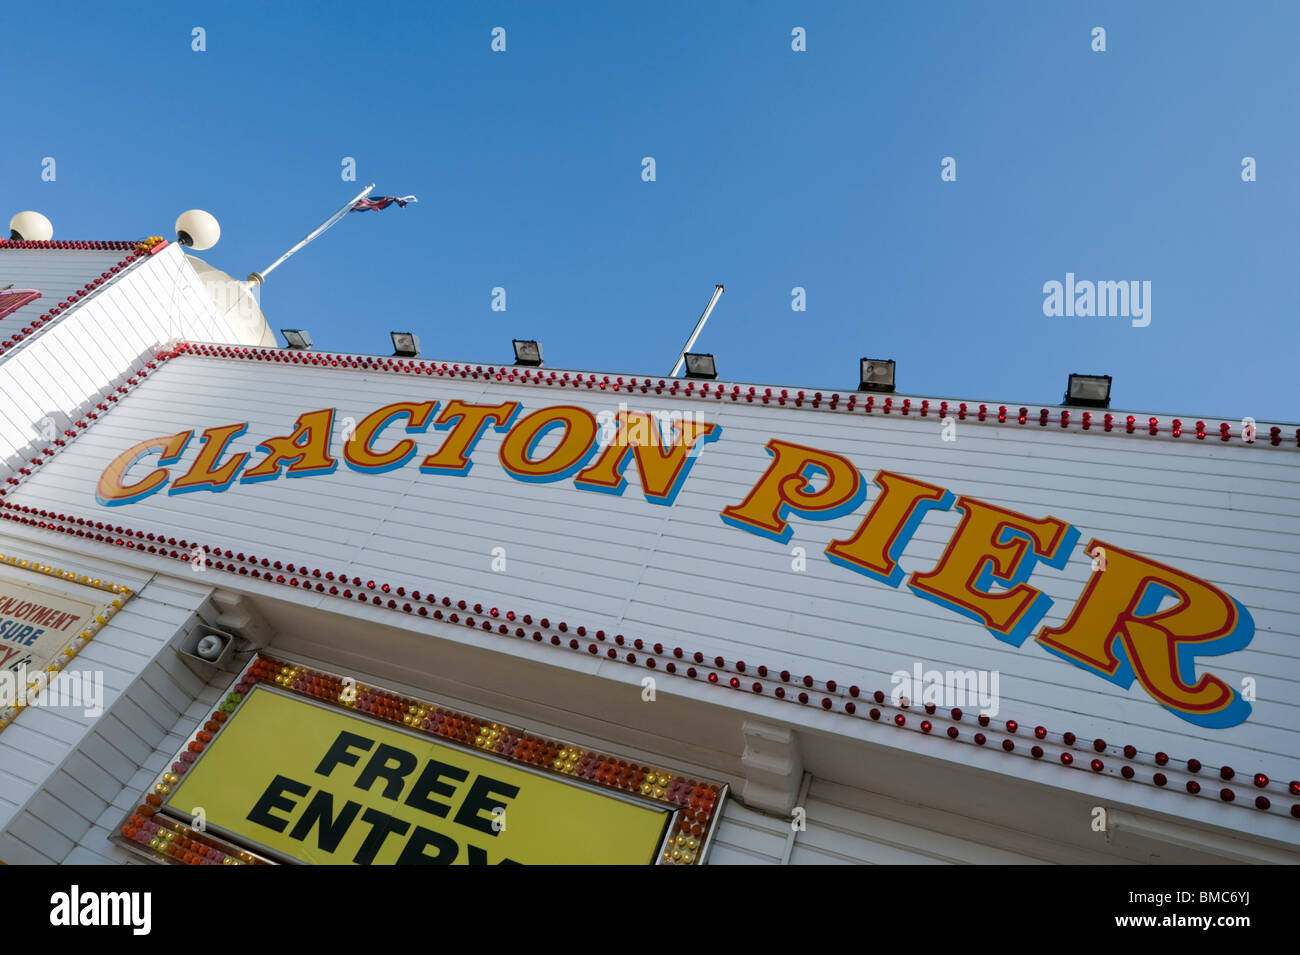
[178,624,237,666]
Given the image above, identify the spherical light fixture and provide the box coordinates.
[9,211,53,241]
[175,209,220,250]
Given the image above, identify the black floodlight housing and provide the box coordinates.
[281,329,313,350]
[683,352,717,380]
[391,331,420,358]
[1064,373,1112,408]
[513,339,543,366]
[858,358,896,393]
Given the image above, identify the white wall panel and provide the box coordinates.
[709,799,788,864]
[4,354,1298,847]
[0,606,232,866]
[713,777,1142,865]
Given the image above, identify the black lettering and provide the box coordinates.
[247,774,309,833]
[355,743,418,799]
[396,826,459,864]
[314,731,375,778]
[404,760,468,818]
[287,790,363,853]
[453,775,519,837]
[466,844,522,865]
[352,807,411,865]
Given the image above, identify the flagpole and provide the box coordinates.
[670,284,724,377]
[247,183,376,285]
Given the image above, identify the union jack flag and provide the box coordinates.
[350,195,418,213]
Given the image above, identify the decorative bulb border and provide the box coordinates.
[170,342,1299,449]
[119,653,723,866]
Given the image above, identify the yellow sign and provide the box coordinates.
[166,687,670,864]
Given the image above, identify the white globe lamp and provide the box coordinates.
[9,211,53,241]
[175,209,220,251]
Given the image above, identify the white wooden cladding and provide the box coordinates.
[0,624,233,866]
[710,779,1089,865]
[5,354,1299,802]
[0,245,240,478]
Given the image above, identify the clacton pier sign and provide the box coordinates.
[4,335,1296,871]
[90,384,1256,729]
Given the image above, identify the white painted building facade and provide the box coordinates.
[0,237,1296,865]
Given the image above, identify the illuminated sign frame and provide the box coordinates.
[114,654,727,866]
[0,550,133,735]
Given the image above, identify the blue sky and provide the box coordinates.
[4,1,1296,420]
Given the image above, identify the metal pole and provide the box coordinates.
[248,183,376,284]
[670,284,724,377]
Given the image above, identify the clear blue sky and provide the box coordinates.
[5,1,1296,421]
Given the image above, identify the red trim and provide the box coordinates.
[0,240,141,251]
